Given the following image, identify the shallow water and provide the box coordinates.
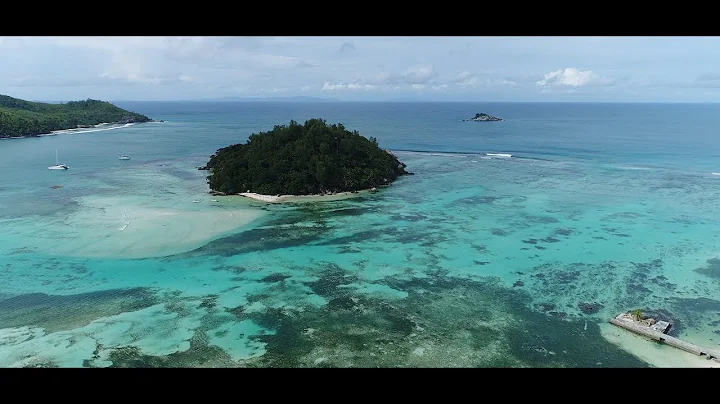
[1,101,719,367]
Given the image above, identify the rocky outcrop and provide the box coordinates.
[463,113,503,122]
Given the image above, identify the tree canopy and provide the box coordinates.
[0,94,151,138]
[206,118,411,195]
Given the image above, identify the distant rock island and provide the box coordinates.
[0,94,157,138]
[204,118,412,198]
[463,113,503,122]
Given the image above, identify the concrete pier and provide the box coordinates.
[610,313,720,362]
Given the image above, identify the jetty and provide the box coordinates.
[610,312,720,362]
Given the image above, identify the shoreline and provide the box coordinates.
[235,189,377,203]
[0,120,164,139]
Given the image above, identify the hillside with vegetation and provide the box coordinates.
[205,118,412,195]
[0,94,152,138]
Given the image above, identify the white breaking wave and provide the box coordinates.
[615,165,652,171]
[712,172,720,176]
[486,153,512,158]
[52,123,136,135]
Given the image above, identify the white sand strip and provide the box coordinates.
[22,195,267,259]
[237,189,374,204]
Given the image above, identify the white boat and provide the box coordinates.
[119,146,131,160]
[119,212,130,231]
[48,150,70,170]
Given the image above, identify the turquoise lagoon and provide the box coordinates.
[1,101,720,367]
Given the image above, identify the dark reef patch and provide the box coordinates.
[104,331,238,368]
[553,228,574,237]
[235,266,648,367]
[471,244,488,253]
[450,195,498,206]
[316,225,448,249]
[260,273,292,283]
[0,288,157,333]
[389,213,430,222]
[184,223,329,257]
[694,258,720,280]
[649,275,676,290]
[521,213,560,225]
[180,202,392,258]
[667,297,720,329]
[491,228,509,236]
[578,302,604,315]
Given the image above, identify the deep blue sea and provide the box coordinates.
[1,101,719,367]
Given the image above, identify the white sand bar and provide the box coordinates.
[237,190,371,204]
[22,195,266,259]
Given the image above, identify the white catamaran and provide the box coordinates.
[119,146,131,160]
[48,150,70,170]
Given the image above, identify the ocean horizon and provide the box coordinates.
[1,100,719,367]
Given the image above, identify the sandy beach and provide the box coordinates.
[237,189,375,203]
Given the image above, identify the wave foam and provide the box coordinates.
[47,123,136,136]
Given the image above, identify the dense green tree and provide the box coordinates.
[206,118,411,195]
[0,94,151,138]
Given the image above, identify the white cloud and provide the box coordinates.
[99,72,196,86]
[322,82,376,91]
[5,37,720,102]
[250,54,305,69]
[339,42,356,53]
[536,67,613,87]
[455,71,479,87]
[373,64,438,86]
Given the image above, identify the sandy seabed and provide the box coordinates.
[23,195,266,259]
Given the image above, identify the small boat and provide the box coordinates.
[193,199,202,203]
[48,150,70,170]
[119,146,131,160]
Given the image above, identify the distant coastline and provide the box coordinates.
[0,120,164,140]
[0,94,157,139]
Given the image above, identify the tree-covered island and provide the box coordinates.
[204,118,413,196]
[0,94,155,138]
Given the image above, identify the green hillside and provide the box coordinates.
[0,94,152,138]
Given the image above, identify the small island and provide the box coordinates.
[204,118,412,202]
[463,113,503,122]
[0,94,156,138]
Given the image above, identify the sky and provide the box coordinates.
[2,36,720,103]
